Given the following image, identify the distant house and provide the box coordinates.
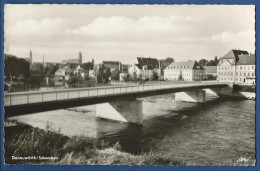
[102,61,131,80]
[164,60,205,81]
[103,61,120,69]
[128,64,142,77]
[89,70,95,78]
[128,57,161,80]
[203,66,217,80]
[54,65,72,80]
[69,64,87,78]
[121,64,131,73]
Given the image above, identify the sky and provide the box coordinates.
[4,4,255,64]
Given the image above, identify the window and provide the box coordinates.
[244,72,246,76]
[248,72,250,76]
[252,72,255,76]
[240,66,242,70]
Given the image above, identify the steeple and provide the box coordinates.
[29,50,32,63]
[78,52,82,64]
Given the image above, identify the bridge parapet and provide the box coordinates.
[4,82,227,107]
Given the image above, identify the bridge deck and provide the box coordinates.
[5,82,227,107]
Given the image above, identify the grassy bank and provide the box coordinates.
[4,120,184,165]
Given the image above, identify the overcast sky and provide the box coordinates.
[4,4,255,64]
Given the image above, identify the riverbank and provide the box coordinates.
[4,120,184,165]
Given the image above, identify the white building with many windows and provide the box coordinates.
[217,49,255,85]
[164,61,206,81]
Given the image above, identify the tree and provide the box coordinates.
[198,59,208,66]
[178,73,183,81]
[214,56,218,63]
[132,72,137,81]
[43,64,59,76]
[122,74,130,82]
[81,62,94,71]
[160,57,175,69]
[46,65,59,76]
[206,60,216,66]
[30,63,43,74]
[111,68,120,80]
[152,71,159,80]
[67,75,84,87]
[94,64,112,84]
[4,54,30,81]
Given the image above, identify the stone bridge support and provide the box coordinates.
[174,90,206,103]
[207,85,247,99]
[96,99,143,125]
[174,84,247,103]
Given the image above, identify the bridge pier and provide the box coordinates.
[209,85,247,99]
[174,90,206,103]
[96,99,143,125]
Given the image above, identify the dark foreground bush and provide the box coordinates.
[4,122,184,165]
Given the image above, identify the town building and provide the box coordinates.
[128,57,161,80]
[55,65,72,80]
[203,66,217,80]
[217,49,255,85]
[62,52,82,64]
[164,60,206,81]
[102,61,131,80]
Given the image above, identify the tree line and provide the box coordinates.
[197,56,219,66]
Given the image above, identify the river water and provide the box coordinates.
[7,94,255,165]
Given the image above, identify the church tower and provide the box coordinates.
[78,52,82,64]
[29,50,32,64]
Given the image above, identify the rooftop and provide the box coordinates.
[221,49,249,61]
[103,61,120,65]
[62,58,81,64]
[165,60,205,70]
[236,54,255,65]
[137,57,159,69]
[203,66,217,73]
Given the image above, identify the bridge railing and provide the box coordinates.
[4,82,226,106]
